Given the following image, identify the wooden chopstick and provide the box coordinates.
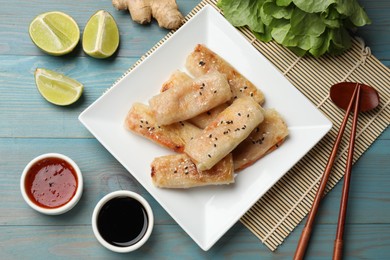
[294,84,360,260]
[333,84,362,260]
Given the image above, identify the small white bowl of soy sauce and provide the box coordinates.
[92,190,154,253]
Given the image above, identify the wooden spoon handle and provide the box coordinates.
[332,84,361,260]
[294,84,360,260]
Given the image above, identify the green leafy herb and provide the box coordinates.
[217,0,371,57]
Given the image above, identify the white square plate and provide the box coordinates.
[79,5,332,251]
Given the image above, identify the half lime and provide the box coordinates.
[29,11,80,56]
[82,10,120,59]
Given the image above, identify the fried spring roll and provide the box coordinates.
[124,102,201,153]
[184,98,265,171]
[186,44,265,104]
[149,71,232,125]
[151,153,234,188]
[233,109,289,171]
[161,70,229,129]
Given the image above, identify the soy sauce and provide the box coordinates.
[97,197,148,247]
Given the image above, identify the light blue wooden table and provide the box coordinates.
[1,0,389,259]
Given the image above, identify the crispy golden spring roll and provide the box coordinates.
[149,71,232,125]
[233,109,289,171]
[186,44,265,105]
[151,153,234,188]
[124,102,201,153]
[184,98,265,171]
[161,70,229,129]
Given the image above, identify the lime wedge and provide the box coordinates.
[35,68,83,106]
[82,10,120,59]
[29,11,80,56]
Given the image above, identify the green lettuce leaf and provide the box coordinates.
[292,0,335,13]
[321,6,341,28]
[262,1,293,19]
[260,1,274,26]
[270,21,291,44]
[290,8,326,36]
[276,0,292,7]
[218,0,370,57]
[253,29,273,42]
[335,0,371,26]
[217,0,266,33]
[308,30,331,57]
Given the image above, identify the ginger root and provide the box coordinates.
[112,0,184,30]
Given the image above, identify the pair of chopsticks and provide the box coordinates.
[294,84,361,260]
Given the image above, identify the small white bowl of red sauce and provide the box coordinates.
[20,153,83,215]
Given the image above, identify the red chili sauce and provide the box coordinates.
[25,157,78,209]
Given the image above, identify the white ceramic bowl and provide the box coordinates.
[20,153,83,215]
[92,190,154,253]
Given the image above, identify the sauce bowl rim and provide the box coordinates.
[91,190,154,253]
[20,153,83,215]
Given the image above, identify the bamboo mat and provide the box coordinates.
[114,0,390,251]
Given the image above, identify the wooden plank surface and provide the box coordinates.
[0,0,389,259]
